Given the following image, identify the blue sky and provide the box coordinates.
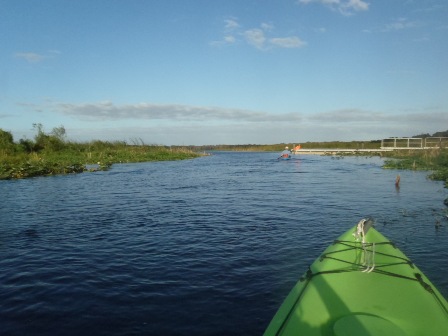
[1,0,447,145]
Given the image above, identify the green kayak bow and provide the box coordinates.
[264,218,448,336]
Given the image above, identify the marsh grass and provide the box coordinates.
[0,141,201,180]
[383,148,448,186]
[1,125,447,185]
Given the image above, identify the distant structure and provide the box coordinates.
[290,137,448,155]
[381,137,448,149]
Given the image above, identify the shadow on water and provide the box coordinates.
[22,228,39,239]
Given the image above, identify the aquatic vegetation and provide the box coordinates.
[0,126,201,180]
[383,149,448,187]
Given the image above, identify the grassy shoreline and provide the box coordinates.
[1,125,206,180]
[1,126,447,187]
[2,144,447,185]
[1,146,202,180]
[0,145,202,180]
[381,148,448,187]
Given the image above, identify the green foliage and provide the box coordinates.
[383,149,448,185]
[2,125,447,182]
[429,169,448,187]
[32,123,67,152]
[412,130,448,138]
[51,125,66,141]
[0,129,15,155]
[0,129,14,145]
[431,130,448,137]
[0,125,201,180]
[18,139,34,153]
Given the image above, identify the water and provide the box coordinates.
[1,152,447,335]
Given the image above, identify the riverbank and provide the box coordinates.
[1,125,447,185]
[381,148,448,188]
[0,143,201,180]
[1,125,204,180]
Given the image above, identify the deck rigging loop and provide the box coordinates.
[353,218,376,272]
[360,242,376,273]
[303,218,446,305]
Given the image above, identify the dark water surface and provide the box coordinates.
[1,152,447,335]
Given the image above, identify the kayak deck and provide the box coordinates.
[264,219,448,335]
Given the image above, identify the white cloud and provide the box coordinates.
[270,36,307,48]
[261,22,274,32]
[299,0,339,4]
[14,101,448,145]
[309,108,384,123]
[14,52,47,63]
[224,18,240,30]
[210,18,240,47]
[61,108,448,145]
[14,50,61,63]
[314,27,327,33]
[306,108,448,127]
[343,0,369,12]
[381,18,420,32]
[364,18,421,34]
[298,0,369,15]
[243,29,307,50]
[223,35,236,44]
[42,100,301,123]
[213,18,306,50]
[244,29,267,49]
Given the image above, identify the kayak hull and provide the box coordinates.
[264,219,448,335]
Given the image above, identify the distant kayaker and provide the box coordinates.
[280,146,291,159]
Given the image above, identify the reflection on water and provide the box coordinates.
[1,152,447,335]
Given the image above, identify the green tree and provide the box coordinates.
[51,125,66,142]
[0,129,15,154]
[33,123,47,151]
[18,138,34,153]
[32,123,66,152]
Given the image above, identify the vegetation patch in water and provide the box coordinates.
[0,124,201,180]
[382,148,448,187]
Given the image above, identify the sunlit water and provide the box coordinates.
[1,152,447,335]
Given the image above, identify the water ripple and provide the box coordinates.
[1,153,447,335]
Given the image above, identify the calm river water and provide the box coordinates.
[1,152,447,335]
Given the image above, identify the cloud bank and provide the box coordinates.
[47,101,301,123]
[12,100,446,145]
